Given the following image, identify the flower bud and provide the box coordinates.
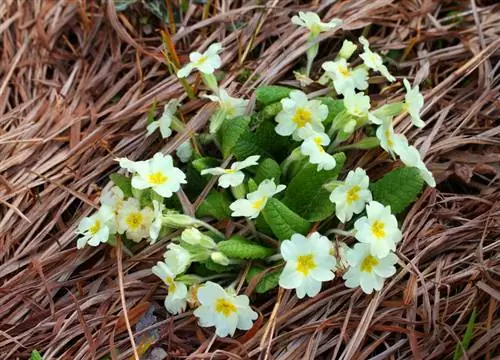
[338,40,357,60]
[162,212,198,228]
[210,251,230,266]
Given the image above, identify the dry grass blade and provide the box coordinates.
[1,1,499,359]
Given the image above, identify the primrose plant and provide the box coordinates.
[76,11,435,338]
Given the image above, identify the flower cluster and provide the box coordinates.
[75,11,437,339]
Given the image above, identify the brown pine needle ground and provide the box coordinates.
[1,1,499,359]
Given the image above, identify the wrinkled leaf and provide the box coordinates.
[255,158,281,184]
[318,97,345,129]
[196,191,232,220]
[261,198,311,241]
[217,236,275,259]
[110,173,133,197]
[370,167,424,214]
[220,116,251,158]
[255,85,292,106]
[282,153,346,221]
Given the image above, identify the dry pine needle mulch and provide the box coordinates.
[1,1,500,359]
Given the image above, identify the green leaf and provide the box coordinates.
[254,121,294,161]
[246,266,282,293]
[255,85,292,106]
[247,178,258,192]
[370,167,424,214]
[184,163,207,201]
[231,130,267,160]
[258,102,282,121]
[220,116,251,158]
[194,260,231,274]
[453,308,477,360]
[110,173,133,197]
[261,198,311,241]
[256,269,282,293]
[282,153,346,221]
[255,158,281,184]
[196,191,232,220]
[318,97,345,129]
[30,350,43,360]
[217,236,275,259]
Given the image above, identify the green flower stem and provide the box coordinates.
[231,183,247,199]
[194,219,225,240]
[305,41,319,76]
[280,148,303,177]
[171,117,186,132]
[202,73,219,94]
[178,77,196,100]
[323,180,344,192]
[334,137,380,152]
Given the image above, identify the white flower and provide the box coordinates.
[100,186,125,212]
[403,79,425,128]
[230,179,286,219]
[275,90,328,140]
[359,37,395,82]
[100,186,125,231]
[291,11,342,37]
[177,43,222,78]
[164,243,192,274]
[203,89,248,119]
[393,140,436,187]
[194,282,258,337]
[176,141,193,163]
[201,155,260,188]
[279,232,336,298]
[344,90,371,119]
[181,227,216,249]
[299,126,337,171]
[354,201,402,258]
[375,117,402,158]
[117,198,154,242]
[322,59,368,95]
[152,261,188,315]
[149,200,164,243]
[343,243,397,294]
[76,205,114,249]
[329,168,372,223]
[146,99,180,138]
[118,153,187,198]
[338,39,357,60]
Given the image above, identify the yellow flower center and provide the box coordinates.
[125,212,143,230]
[89,220,101,235]
[346,185,361,205]
[313,137,325,152]
[292,107,312,128]
[252,197,266,209]
[224,169,236,174]
[338,65,351,78]
[215,298,237,317]
[360,255,379,273]
[165,276,176,293]
[148,172,168,185]
[310,24,322,37]
[385,131,393,147]
[226,105,236,118]
[195,55,208,65]
[296,254,316,276]
[371,220,386,239]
